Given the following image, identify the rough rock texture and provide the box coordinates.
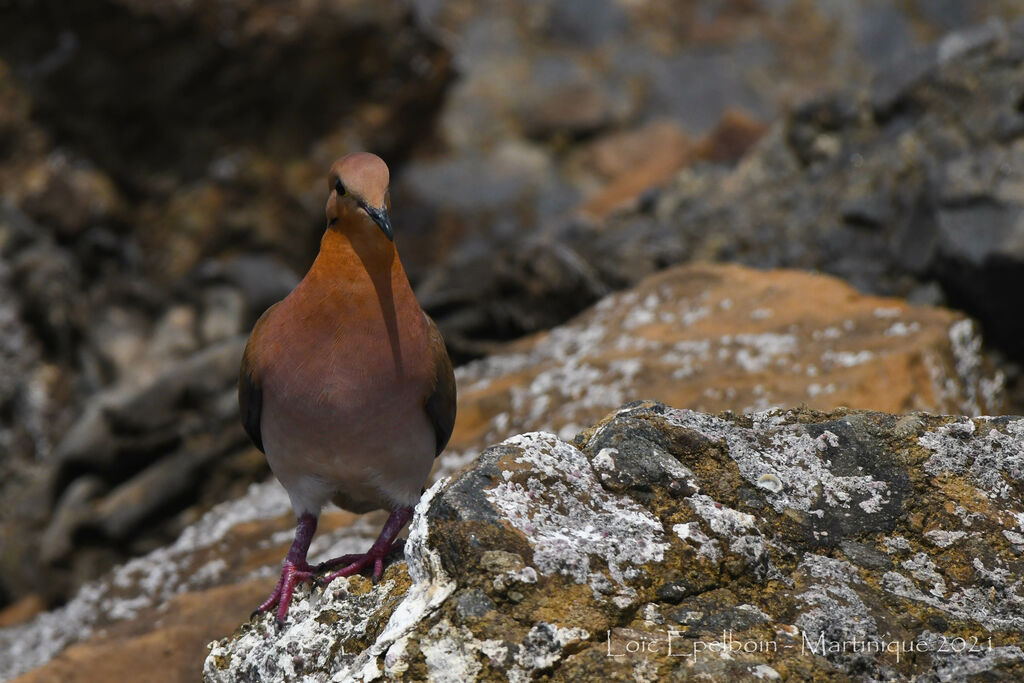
[204,402,1024,681]
[446,262,1004,471]
[0,262,1006,682]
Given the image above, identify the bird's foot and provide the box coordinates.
[320,539,406,584]
[252,559,316,627]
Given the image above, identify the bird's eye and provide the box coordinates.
[334,178,346,196]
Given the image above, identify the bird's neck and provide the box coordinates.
[315,220,397,278]
[297,214,422,377]
[301,214,413,313]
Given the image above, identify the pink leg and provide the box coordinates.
[320,507,413,583]
[253,513,318,625]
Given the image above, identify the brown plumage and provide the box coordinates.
[239,152,456,624]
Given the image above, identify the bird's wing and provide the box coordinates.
[423,313,457,458]
[238,302,280,453]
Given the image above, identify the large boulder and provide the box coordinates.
[445,262,1004,473]
[205,402,1024,681]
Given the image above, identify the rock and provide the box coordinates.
[404,3,1022,355]
[445,263,1003,471]
[0,486,378,682]
[692,108,767,164]
[575,120,691,220]
[4,260,1009,680]
[193,254,299,327]
[576,18,1024,363]
[0,595,45,630]
[416,14,1024,367]
[35,338,249,600]
[14,152,127,238]
[518,57,631,139]
[201,402,1024,680]
[0,0,453,279]
[198,286,246,344]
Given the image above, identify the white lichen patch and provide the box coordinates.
[751,663,782,679]
[884,321,920,337]
[920,418,1024,499]
[421,619,507,682]
[663,409,892,516]
[485,432,669,589]
[688,494,756,536]
[914,630,1024,680]
[727,332,798,373]
[882,535,912,554]
[902,553,948,598]
[592,447,618,472]
[933,319,1005,416]
[673,522,721,563]
[924,529,968,548]
[204,576,397,683]
[821,349,875,368]
[881,552,1024,632]
[492,566,538,592]
[794,555,881,659]
[508,622,590,682]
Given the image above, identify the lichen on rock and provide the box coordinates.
[202,401,1024,681]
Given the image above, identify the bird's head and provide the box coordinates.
[325,153,393,241]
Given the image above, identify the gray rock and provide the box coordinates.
[195,254,299,325]
[202,401,1024,681]
[544,0,628,47]
[199,285,246,344]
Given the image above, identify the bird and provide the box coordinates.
[238,152,456,625]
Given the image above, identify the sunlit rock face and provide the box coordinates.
[204,401,1024,682]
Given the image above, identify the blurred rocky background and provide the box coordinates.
[1,0,1024,678]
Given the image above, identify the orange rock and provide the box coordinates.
[0,595,45,629]
[693,108,767,163]
[12,581,270,683]
[577,120,690,220]
[445,262,1002,463]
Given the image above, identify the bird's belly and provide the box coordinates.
[260,371,435,516]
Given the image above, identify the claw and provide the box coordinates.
[252,513,318,624]
[253,560,316,624]
[320,507,414,586]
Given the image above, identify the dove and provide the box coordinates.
[239,152,456,624]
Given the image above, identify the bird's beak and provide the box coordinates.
[362,203,393,241]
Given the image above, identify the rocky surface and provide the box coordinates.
[402,4,1024,358]
[505,14,1024,370]
[202,401,1024,681]
[447,262,1004,470]
[2,0,1024,659]
[0,262,1006,682]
